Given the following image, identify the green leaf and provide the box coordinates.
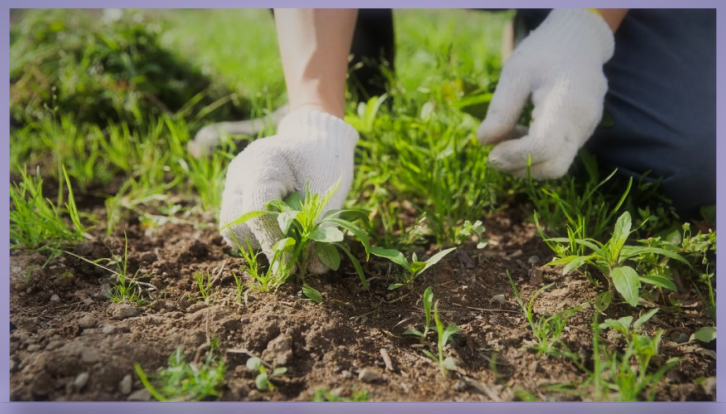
[273,237,296,253]
[283,192,303,210]
[309,227,344,243]
[548,255,580,266]
[619,246,692,267]
[609,211,632,261]
[272,367,287,376]
[409,261,426,275]
[422,349,438,362]
[595,291,611,312]
[246,357,262,371]
[420,247,456,275]
[599,316,633,335]
[633,309,659,330]
[371,247,410,271]
[562,255,592,275]
[338,245,369,290]
[640,274,677,292]
[302,284,323,304]
[325,218,371,259]
[423,287,434,329]
[690,326,716,343]
[403,328,424,337]
[441,323,460,346]
[277,211,299,234]
[220,210,271,231]
[611,266,640,307]
[388,283,404,290]
[315,243,341,271]
[255,373,269,391]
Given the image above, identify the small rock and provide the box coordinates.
[102,324,117,335]
[358,368,382,383]
[109,303,139,320]
[26,344,41,352]
[119,374,133,395]
[74,372,89,392]
[673,332,689,344]
[261,334,293,367]
[186,302,208,313]
[489,294,506,304]
[100,284,113,299]
[81,349,101,364]
[454,379,469,392]
[127,389,152,401]
[78,315,97,329]
[11,266,21,274]
[50,294,60,303]
[341,370,352,379]
[527,255,541,264]
[140,252,156,263]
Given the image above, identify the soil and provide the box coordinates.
[9,200,717,402]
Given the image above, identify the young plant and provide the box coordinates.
[456,219,488,248]
[246,357,287,392]
[222,181,372,289]
[371,246,456,290]
[403,286,434,341]
[108,234,146,305]
[506,271,582,356]
[134,345,226,402]
[547,211,690,309]
[421,299,460,377]
[193,270,212,303]
[312,387,370,402]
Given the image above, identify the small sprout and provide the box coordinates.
[407,288,459,377]
[457,220,488,249]
[403,287,434,341]
[302,284,323,304]
[193,270,212,303]
[247,357,286,392]
[371,246,456,290]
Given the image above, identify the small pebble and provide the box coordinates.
[102,324,117,335]
[674,333,689,344]
[50,294,60,303]
[341,370,352,379]
[527,255,541,264]
[127,389,151,401]
[119,374,133,395]
[489,294,506,304]
[110,303,139,320]
[358,368,382,383]
[74,372,89,392]
[11,266,21,274]
[78,315,97,329]
[26,344,41,352]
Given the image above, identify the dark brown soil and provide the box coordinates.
[9,203,716,402]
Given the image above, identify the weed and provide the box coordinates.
[302,284,323,304]
[422,299,460,377]
[246,357,287,392]
[403,286,434,341]
[505,271,582,356]
[547,211,690,308]
[312,387,370,402]
[135,345,226,401]
[371,246,456,290]
[223,181,372,289]
[456,219,488,248]
[193,270,212,303]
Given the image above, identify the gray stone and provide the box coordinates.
[358,368,382,383]
[527,255,541,264]
[102,324,117,335]
[110,303,139,320]
[50,294,60,303]
[127,388,152,401]
[674,332,689,344]
[11,266,21,274]
[78,315,97,329]
[74,372,89,392]
[119,374,133,395]
[341,370,352,379]
[26,344,41,352]
[81,349,101,364]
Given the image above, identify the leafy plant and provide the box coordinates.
[421,299,460,377]
[371,246,456,290]
[134,345,226,402]
[547,211,690,308]
[222,181,372,289]
[456,219,488,248]
[312,387,370,402]
[246,357,287,392]
[403,287,434,341]
[598,308,659,339]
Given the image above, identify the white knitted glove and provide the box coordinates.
[219,109,358,274]
[477,9,615,179]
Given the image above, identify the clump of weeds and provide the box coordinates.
[370,246,456,290]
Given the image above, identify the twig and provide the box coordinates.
[380,348,394,371]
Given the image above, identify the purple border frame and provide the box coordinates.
[2,1,723,412]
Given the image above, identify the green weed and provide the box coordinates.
[403,286,434,341]
[312,387,370,402]
[246,357,287,392]
[370,246,456,290]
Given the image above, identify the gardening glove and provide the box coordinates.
[477,9,615,179]
[219,109,359,274]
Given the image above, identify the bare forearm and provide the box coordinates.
[274,9,358,119]
[596,8,628,32]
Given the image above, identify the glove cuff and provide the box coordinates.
[277,109,359,148]
[537,8,615,63]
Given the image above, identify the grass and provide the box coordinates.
[9,9,717,402]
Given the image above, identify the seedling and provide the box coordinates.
[134,345,226,402]
[598,308,660,339]
[302,284,323,304]
[371,246,456,290]
[246,357,287,392]
[193,270,212,303]
[312,387,370,402]
[421,299,459,377]
[456,219,488,248]
[546,211,690,308]
[222,181,372,289]
[403,286,434,341]
[506,271,582,356]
